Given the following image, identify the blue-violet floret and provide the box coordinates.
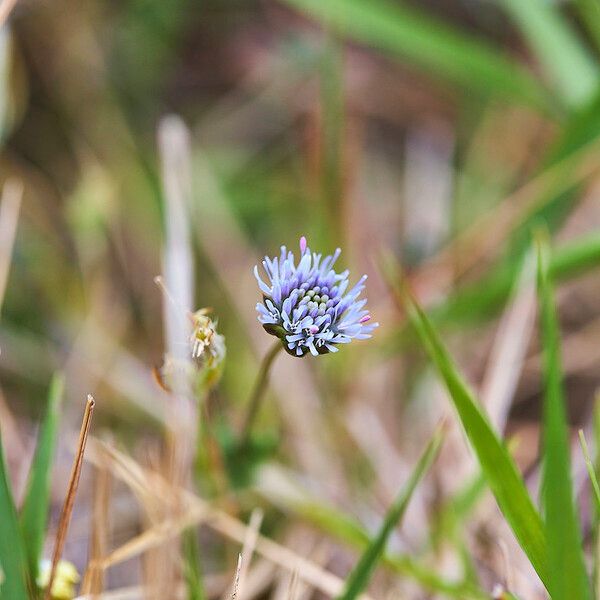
[254,237,378,357]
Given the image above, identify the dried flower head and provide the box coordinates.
[152,280,226,393]
[190,308,226,367]
[254,236,378,357]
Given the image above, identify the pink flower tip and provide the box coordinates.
[299,236,307,253]
[309,325,319,334]
[359,315,371,324]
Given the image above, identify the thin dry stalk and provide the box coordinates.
[155,115,196,598]
[80,457,112,596]
[157,115,196,485]
[229,554,243,600]
[233,560,275,600]
[286,569,299,600]
[45,395,95,600]
[276,535,331,600]
[270,529,319,600]
[497,538,514,592]
[479,257,536,434]
[99,503,207,568]
[85,438,374,600]
[234,508,263,600]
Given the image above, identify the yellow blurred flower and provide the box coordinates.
[37,559,80,600]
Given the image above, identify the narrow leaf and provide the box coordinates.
[336,426,444,600]
[385,255,549,589]
[19,373,64,584]
[500,0,598,108]
[259,466,485,598]
[537,235,591,599]
[574,0,600,54]
[549,230,600,279]
[593,397,600,594]
[183,529,206,600]
[406,230,600,336]
[0,427,29,599]
[281,0,550,110]
[579,430,600,513]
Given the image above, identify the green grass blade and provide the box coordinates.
[536,236,592,599]
[386,258,549,589]
[574,0,600,53]
[429,470,486,550]
[183,529,206,600]
[278,500,484,598]
[281,0,550,110]
[292,500,370,547]
[19,373,64,583]
[413,230,600,333]
[549,230,600,279]
[579,430,600,513]
[593,397,600,596]
[263,482,485,598]
[336,426,444,600]
[0,427,30,599]
[499,0,598,108]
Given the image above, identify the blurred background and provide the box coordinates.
[2,0,600,598]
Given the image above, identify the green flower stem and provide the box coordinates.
[240,341,283,444]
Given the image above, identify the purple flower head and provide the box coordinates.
[254,237,378,357]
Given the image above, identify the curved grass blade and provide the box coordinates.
[281,0,550,111]
[383,255,549,589]
[19,373,64,585]
[183,529,206,600]
[405,230,600,335]
[579,430,600,513]
[536,236,591,599]
[270,496,485,598]
[593,399,600,596]
[260,473,485,598]
[336,425,444,600]
[574,0,600,53]
[549,230,600,279]
[0,427,29,599]
[499,0,598,108]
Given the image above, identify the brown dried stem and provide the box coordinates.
[45,395,95,600]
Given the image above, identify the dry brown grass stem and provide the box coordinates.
[229,554,243,600]
[80,457,112,597]
[286,569,299,600]
[45,395,95,600]
[234,508,263,600]
[479,257,536,434]
[497,538,514,592]
[85,438,374,600]
[99,503,207,568]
